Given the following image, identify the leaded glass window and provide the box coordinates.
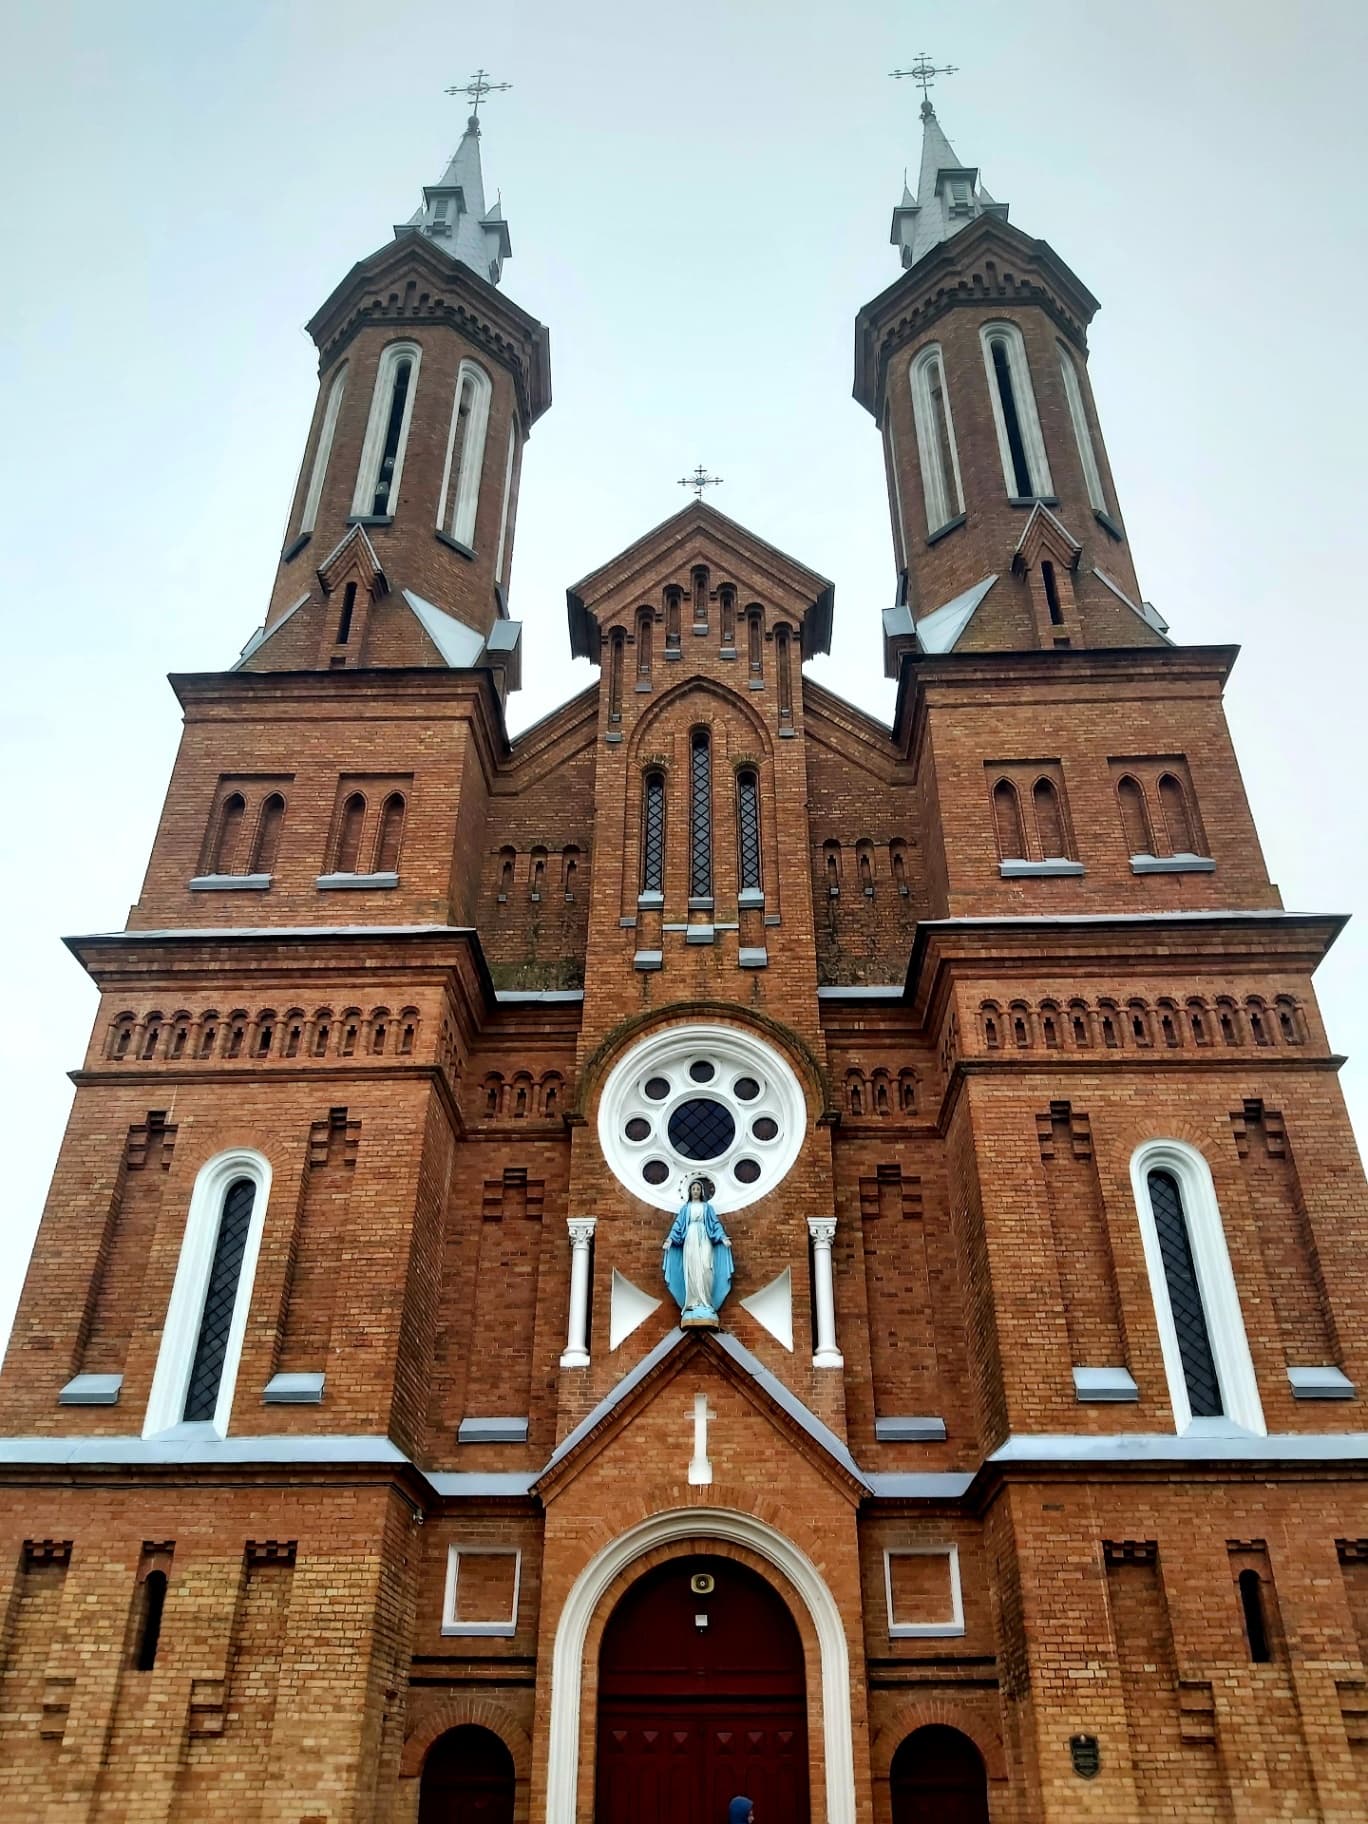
[183,1177,256,1423]
[1147,1167,1223,1417]
[689,732,712,899]
[737,769,761,890]
[642,773,665,893]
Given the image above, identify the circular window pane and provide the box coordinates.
[751,1115,779,1142]
[644,1076,670,1101]
[734,1158,761,1184]
[689,1060,715,1082]
[734,1075,760,1101]
[625,1117,651,1142]
[667,1098,736,1161]
[642,1159,669,1185]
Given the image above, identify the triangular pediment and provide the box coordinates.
[566,501,833,661]
[532,1328,868,1505]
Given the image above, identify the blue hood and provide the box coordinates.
[728,1801,753,1824]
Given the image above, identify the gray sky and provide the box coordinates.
[2,0,1366,1354]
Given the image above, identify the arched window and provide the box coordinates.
[530,847,547,898]
[737,769,761,891]
[691,565,709,632]
[823,841,840,895]
[209,792,245,876]
[688,732,712,899]
[1058,342,1108,514]
[719,585,736,649]
[1238,1568,1273,1663]
[746,605,764,680]
[992,779,1026,861]
[608,629,625,720]
[1041,559,1064,626]
[144,1150,271,1438]
[775,624,793,719]
[981,322,1052,499]
[297,361,347,539]
[562,845,579,900]
[910,344,965,532]
[439,360,492,548]
[373,794,405,874]
[335,793,366,873]
[249,793,285,875]
[664,586,682,653]
[352,342,421,518]
[1158,772,1197,855]
[1032,778,1067,858]
[1116,774,1153,857]
[133,1567,169,1671]
[498,847,515,897]
[1130,1141,1264,1435]
[635,606,653,683]
[641,771,666,895]
[493,417,521,585]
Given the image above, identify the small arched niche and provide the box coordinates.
[890,1723,990,1823]
[418,1723,515,1824]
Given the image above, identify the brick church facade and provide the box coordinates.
[2,88,1366,1824]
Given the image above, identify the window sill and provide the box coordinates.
[315,871,399,890]
[1000,858,1085,878]
[59,1373,122,1406]
[1073,1366,1139,1403]
[264,1372,325,1405]
[1093,508,1125,541]
[875,1416,947,1442]
[688,897,714,912]
[457,1416,529,1443]
[637,890,664,909]
[280,530,312,563]
[346,513,393,527]
[633,949,663,971]
[441,1620,518,1639]
[925,512,966,547]
[1288,1366,1355,1400]
[1008,494,1059,509]
[738,947,768,968]
[738,887,765,909]
[190,873,271,891]
[435,528,476,560]
[685,925,715,945]
[1130,853,1215,874]
[889,1622,966,1640]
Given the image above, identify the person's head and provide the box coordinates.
[727,1799,754,1824]
[690,1178,705,1201]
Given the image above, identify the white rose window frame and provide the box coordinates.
[598,1023,806,1214]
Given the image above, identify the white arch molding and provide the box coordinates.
[546,1506,857,1823]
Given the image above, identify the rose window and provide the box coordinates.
[597,1023,806,1213]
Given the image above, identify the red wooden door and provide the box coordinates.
[890,1725,990,1824]
[596,1556,809,1824]
[418,1724,515,1823]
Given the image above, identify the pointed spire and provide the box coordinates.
[399,112,513,287]
[890,99,1008,271]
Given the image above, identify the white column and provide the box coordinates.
[560,1218,596,1368]
[808,1217,843,1368]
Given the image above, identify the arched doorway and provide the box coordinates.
[418,1723,515,1822]
[890,1725,990,1824]
[596,1554,809,1824]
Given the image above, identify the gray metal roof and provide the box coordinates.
[399,113,513,287]
[890,101,1008,271]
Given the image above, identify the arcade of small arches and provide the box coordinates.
[601,568,796,701]
[493,842,584,903]
[978,992,1309,1054]
[106,1003,421,1065]
[820,836,915,898]
[843,1067,920,1117]
[476,1069,566,1120]
[201,784,409,881]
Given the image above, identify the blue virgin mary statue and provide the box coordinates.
[663,1179,735,1328]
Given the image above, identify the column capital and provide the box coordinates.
[807,1216,838,1247]
[567,1217,597,1247]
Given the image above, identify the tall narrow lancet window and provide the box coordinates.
[336,581,357,646]
[992,779,1026,861]
[1032,778,1067,858]
[1117,775,1153,857]
[209,793,245,876]
[909,344,965,533]
[352,343,421,518]
[440,360,492,548]
[1057,343,1108,514]
[182,1176,256,1422]
[1145,1167,1222,1419]
[775,626,793,720]
[981,323,1052,499]
[335,793,366,874]
[494,417,520,585]
[719,586,736,649]
[373,794,405,874]
[608,630,625,720]
[641,772,666,895]
[737,770,761,892]
[1158,772,1197,855]
[249,794,285,876]
[636,607,653,684]
[689,731,713,900]
[747,606,764,680]
[297,362,347,539]
[665,587,682,653]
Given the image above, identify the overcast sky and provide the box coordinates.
[2,0,1366,1354]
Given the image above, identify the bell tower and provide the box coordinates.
[855,79,1163,670]
[247,82,550,691]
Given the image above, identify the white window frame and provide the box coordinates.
[443,1544,521,1637]
[883,414,909,569]
[909,344,965,533]
[298,361,348,537]
[493,414,520,586]
[143,1148,272,1440]
[1057,342,1107,513]
[980,321,1053,499]
[438,358,492,549]
[1129,1139,1265,1437]
[884,1545,965,1639]
[350,340,422,518]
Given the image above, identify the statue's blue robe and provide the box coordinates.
[663,1200,734,1312]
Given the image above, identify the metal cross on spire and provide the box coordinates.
[678,465,724,501]
[445,69,512,120]
[890,53,959,105]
